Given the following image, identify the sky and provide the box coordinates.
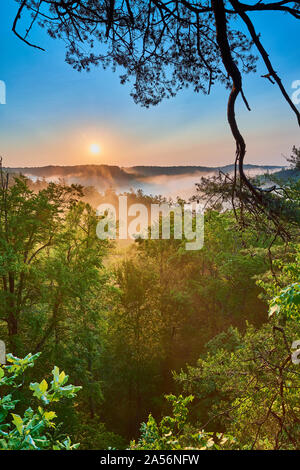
[0,1,299,168]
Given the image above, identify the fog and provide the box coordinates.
[6,163,283,200]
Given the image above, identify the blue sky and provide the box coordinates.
[0,1,299,167]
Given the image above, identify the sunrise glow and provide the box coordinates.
[89,143,101,155]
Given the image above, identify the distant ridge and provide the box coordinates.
[4,163,284,197]
[5,163,283,176]
[126,164,283,177]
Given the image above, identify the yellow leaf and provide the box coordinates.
[59,371,66,383]
[40,379,48,392]
[11,414,23,435]
[44,411,57,421]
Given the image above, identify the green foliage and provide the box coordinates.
[1,173,299,450]
[176,320,300,449]
[269,283,300,321]
[265,244,300,321]
[0,175,117,447]
[0,353,81,450]
[103,209,271,437]
[130,394,234,450]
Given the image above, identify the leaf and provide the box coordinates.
[58,371,66,384]
[25,434,37,449]
[52,366,60,383]
[11,414,23,435]
[44,411,56,421]
[30,382,42,398]
[40,379,48,392]
[268,304,280,318]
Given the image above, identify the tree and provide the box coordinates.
[176,321,300,449]
[175,246,300,450]
[101,256,164,437]
[286,146,300,171]
[10,0,300,223]
[100,209,273,439]
[0,173,119,447]
[0,169,82,353]
[193,148,300,241]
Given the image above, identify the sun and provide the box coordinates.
[89,143,101,155]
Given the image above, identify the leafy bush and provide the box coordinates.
[0,352,81,450]
[130,394,234,450]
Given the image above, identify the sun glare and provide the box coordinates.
[89,143,101,155]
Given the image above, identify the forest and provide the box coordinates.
[1,0,300,452]
[0,148,299,450]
